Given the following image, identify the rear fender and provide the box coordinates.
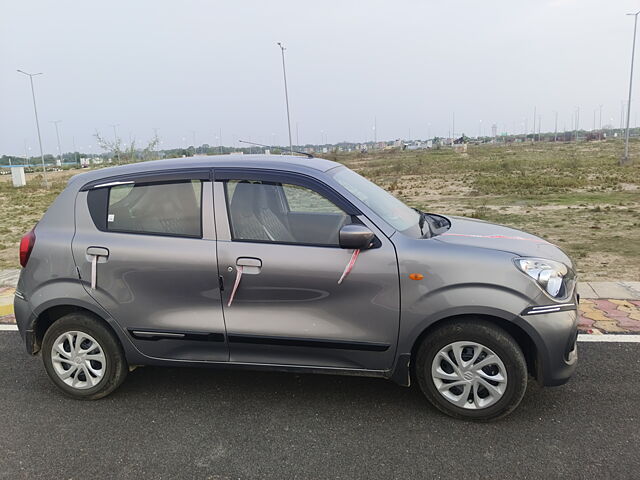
[22,280,142,359]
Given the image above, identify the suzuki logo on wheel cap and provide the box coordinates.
[463,371,474,381]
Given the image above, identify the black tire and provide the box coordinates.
[415,319,527,421]
[42,313,128,400]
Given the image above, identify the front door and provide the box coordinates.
[72,172,228,362]
[213,170,400,371]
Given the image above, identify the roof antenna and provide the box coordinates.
[238,139,314,158]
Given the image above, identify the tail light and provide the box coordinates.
[19,229,36,267]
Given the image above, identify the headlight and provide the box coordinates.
[514,257,573,299]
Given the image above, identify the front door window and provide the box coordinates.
[224,180,351,246]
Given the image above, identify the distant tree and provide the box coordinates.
[454,134,469,144]
[94,131,160,164]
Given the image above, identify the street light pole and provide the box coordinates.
[452,112,455,144]
[277,42,293,154]
[51,120,63,166]
[623,10,640,165]
[17,69,48,186]
[599,105,603,130]
[538,114,542,141]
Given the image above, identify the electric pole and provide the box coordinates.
[277,42,293,154]
[51,120,63,166]
[599,104,603,140]
[17,70,48,186]
[622,10,640,164]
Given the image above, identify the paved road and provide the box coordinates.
[1,332,638,479]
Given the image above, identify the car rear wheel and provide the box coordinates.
[42,313,128,399]
[415,319,527,421]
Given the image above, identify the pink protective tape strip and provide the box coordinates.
[91,255,97,290]
[227,265,243,307]
[338,249,360,284]
[441,233,552,244]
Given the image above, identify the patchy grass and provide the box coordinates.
[0,171,72,268]
[0,139,639,280]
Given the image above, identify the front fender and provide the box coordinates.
[397,283,549,361]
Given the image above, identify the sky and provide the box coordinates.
[2,0,640,156]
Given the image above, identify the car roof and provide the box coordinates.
[68,154,342,188]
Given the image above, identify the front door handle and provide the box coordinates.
[236,257,261,275]
[227,257,262,308]
[86,246,109,290]
[236,257,261,268]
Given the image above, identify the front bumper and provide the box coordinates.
[521,306,578,386]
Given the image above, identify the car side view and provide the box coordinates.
[14,155,578,420]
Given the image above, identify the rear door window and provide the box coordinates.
[107,180,202,237]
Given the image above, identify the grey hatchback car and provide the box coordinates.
[14,155,578,420]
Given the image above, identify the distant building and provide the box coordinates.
[406,141,433,150]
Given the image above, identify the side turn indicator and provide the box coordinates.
[409,273,424,281]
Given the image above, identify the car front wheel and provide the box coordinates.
[42,313,128,399]
[415,319,528,421]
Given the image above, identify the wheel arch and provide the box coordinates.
[390,311,544,387]
[410,314,540,380]
[32,302,123,355]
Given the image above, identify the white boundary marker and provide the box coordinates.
[577,334,640,343]
[1,325,639,342]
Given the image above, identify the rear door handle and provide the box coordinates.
[87,246,109,258]
[86,246,109,290]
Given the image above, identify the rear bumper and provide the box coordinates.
[522,307,578,386]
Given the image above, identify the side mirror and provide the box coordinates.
[339,224,375,250]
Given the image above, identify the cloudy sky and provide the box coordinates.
[1,0,639,156]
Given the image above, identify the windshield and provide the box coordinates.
[331,167,423,237]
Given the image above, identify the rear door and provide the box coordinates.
[71,170,228,362]
[213,169,400,371]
